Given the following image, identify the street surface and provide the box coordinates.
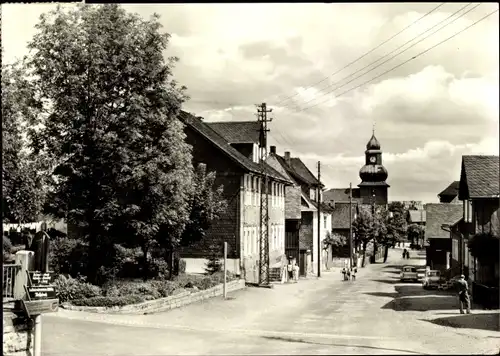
[42,248,500,355]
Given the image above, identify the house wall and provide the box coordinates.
[266,154,301,220]
[240,174,286,283]
[427,238,451,273]
[473,198,500,236]
[181,126,245,272]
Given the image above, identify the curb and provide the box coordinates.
[61,279,246,315]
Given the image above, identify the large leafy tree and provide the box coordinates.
[180,163,228,248]
[2,64,47,224]
[407,223,424,246]
[25,4,194,284]
[352,208,374,267]
[376,202,407,263]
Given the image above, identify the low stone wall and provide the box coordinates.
[62,279,246,314]
[3,312,33,356]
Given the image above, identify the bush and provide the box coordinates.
[102,279,180,300]
[49,237,88,277]
[205,242,223,274]
[55,275,102,302]
[70,295,145,307]
[178,259,186,274]
[147,258,170,278]
[3,236,13,261]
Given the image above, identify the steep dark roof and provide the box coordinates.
[438,181,460,198]
[206,121,261,144]
[425,203,463,239]
[324,188,362,203]
[459,155,499,199]
[179,111,291,184]
[330,202,357,229]
[408,210,426,224]
[274,154,322,188]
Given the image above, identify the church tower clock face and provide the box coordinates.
[369,156,376,163]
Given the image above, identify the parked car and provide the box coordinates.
[400,266,418,282]
[422,270,441,289]
[417,268,426,281]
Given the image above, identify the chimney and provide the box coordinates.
[270,146,276,154]
[284,151,291,166]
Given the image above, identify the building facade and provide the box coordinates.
[457,155,499,308]
[178,113,292,283]
[267,147,332,276]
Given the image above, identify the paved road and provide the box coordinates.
[42,248,500,355]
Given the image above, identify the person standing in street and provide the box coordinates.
[456,275,471,314]
[351,266,357,281]
[341,266,347,281]
[293,263,299,283]
[287,257,294,283]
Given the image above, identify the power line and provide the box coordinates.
[295,7,499,113]
[291,2,478,112]
[272,2,446,107]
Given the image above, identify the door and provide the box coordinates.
[299,251,306,276]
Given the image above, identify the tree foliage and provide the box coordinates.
[180,163,228,248]
[2,64,47,223]
[407,224,424,245]
[24,4,194,284]
[352,208,374,267]
[323,231,347,250]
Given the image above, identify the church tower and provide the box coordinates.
[358,130,390,205]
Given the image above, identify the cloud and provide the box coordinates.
[2,3,498,203]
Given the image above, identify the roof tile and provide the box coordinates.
[206,121,261,144]
[425,203,463,239]
[438,181,460,198]
[179,112,291,184]
[462,155,499,198]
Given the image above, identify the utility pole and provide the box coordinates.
[372,189,376,260]
[317,161,321,278]
[349,182,353,269]
[257,103,272,286]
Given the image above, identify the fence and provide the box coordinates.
[2,263,21,300]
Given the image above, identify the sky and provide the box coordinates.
[2,3,499,203]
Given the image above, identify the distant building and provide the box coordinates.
[324,130,390,207]
[438,181,460,203]
[425,203,463,274]
[267,146,332,276]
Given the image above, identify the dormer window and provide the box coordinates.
[463,199,473,223]
[253,144,259,163]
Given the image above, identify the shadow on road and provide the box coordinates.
[379,285,459,312]
[421,312,500,332]
[372,278,402,285]
[364,292,398,298]
[261,336,424,354]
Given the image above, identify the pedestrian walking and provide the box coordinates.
[402,249,407,259]
[351,267,357,281]
[341,267,347,281]
[456,275,471,314]
[346,268,351,281]
[406,250,410,259]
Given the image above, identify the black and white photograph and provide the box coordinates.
[2,2,499,355]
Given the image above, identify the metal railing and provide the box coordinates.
[3,264,21,300]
